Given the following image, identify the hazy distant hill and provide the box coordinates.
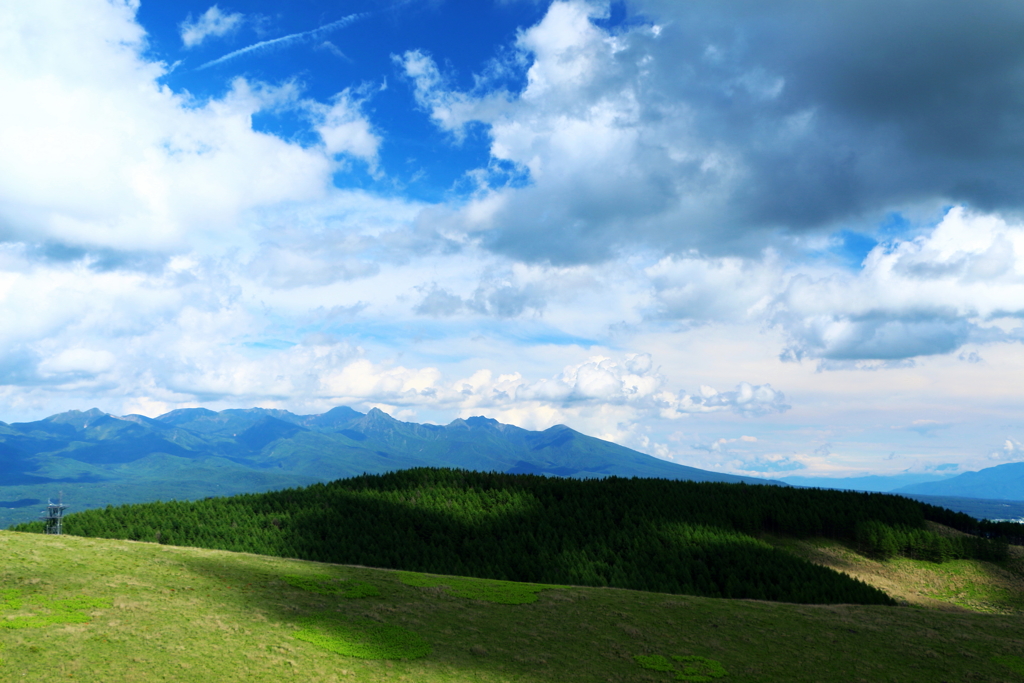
[783,466,1024,504]
[0,406,782,527]
[781,471,1024,520]
[780,473,955,493]
[895,494,1024,522]
[894,462,1024,501]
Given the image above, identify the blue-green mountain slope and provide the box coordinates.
[894,462,1024,502]
[1,406,782,527]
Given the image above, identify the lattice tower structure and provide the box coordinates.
[41,494,69,535]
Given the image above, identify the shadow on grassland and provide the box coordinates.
[178,552,645,683]
[5,530,1024,683]
[174,549,1024,683]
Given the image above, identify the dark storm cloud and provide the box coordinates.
[632,0,1024,225]
[458,0,1024,264]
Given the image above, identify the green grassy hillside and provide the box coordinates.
[768,525,1024,615]
[3,530,1024,682]
[3,470,919,605]
[15,469,1020,607]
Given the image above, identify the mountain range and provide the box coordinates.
[3,405,1021,529]
[0,406,778,528]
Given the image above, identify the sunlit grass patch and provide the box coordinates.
[295,612,430,659]
[764,533,1024,614]
[0,588,110,629]
[282,574,381,598]
[922,559,1024,612]
[635,654,728,681]
[635,654,676,672]
[0,589,21,611]
[396,571,558,604]
[994,654,1024,675]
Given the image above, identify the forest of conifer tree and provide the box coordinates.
[13,469,1019,606]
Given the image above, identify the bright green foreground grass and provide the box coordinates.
[3,530,1024,682]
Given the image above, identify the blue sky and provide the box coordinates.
[145,0,554,201]
[3,0,1024,479]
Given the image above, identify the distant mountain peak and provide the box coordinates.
[320,406,364,420]
[42,407,110,429]
[49,407,107,419]
[365,407,398,422]
[463,416,500,428]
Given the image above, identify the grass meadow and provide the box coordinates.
[2,529,1024,682]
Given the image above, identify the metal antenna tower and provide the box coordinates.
[40,491,69,535]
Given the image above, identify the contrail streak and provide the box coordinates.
[197,13,369,70]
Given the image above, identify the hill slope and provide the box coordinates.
[0,406,781,528]
[767,525,1024,613]
[895,461,1024,501]
[16,468,1021,607]
[3,530,1024,682]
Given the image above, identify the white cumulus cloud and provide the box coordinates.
[774,207,1024,363]
[0,2,334,253]
[180,5,244,49]
[313,90,382,167]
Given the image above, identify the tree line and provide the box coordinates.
[11,469,1018,605]
[855,520,1008,562]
